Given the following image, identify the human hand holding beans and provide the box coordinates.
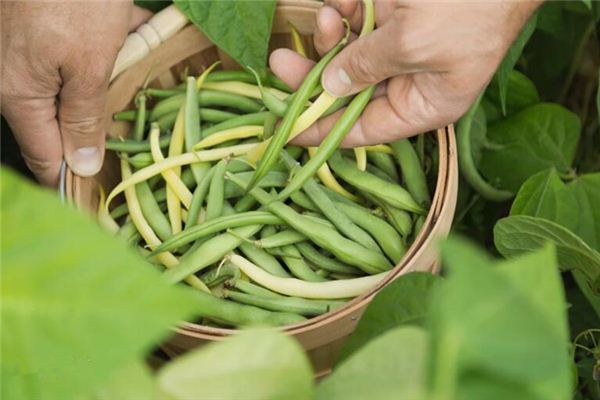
[270,0,541,147]
[1,1,151,186]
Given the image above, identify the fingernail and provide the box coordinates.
[323,67,352,96]
[70,146,102,176]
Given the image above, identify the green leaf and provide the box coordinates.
[317,326,428,400]
[174,0,276,70]
[157,330,313,400]
[485,70,540,123]
[336,272,441,364]
[573,270,600,319]
[581,0,592,10]
[568,173,600,251]
[510,168,578,231]
[89,362,157,400]
[495,13,538,114]
[0,168,198,400]
[494,215,600,291]
[480,103,581,192]
[430,238,572,400]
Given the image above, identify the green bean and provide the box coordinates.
[229,279,282,299]
[289,191,319,212]
[277,86,376,200]
[200,108,239,123]
[280,245,327,282]
[322,95,351,117]
[368,151,400,182]
[135,181,172,241]
[328,151,424,214]
[412,215,426,242]
[255,229,307,248]
[366,163,394,182]
[133,92,147,141]
[295,242,361,275]
[106,134,171,154]
[317,183,358,206]
[227,173,392,274]
[205,69,293,93]
[122,152,154,169]
[234,194,257,212]
[260,224,277,240]
[456,99,513,201]
[157,111,178,132]
[262,112,278,140]
[334,202,406,263]
[117,219,137,240]
[247,32,349,191]
[281,151,380,251]
[150,91,262,121]
[199,262,240,287]
[205,159,227,221]
[364,192,412,237]
[164,224,263,283]
[390,139,431,207]
[239,243,290,278]
[192,290,306,326]
[150,212,282,255]
[223,171,288,198]
[202,112,270,137]
[147,88,181,98]
[113,110,137,121]
[301,212,336,229]
[225,290,328,317]
[248,67,288,117]
[185,77,212,185]
[186,167,215,229]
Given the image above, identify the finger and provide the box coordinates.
[314,6,345,56]
[292,76,463,147]
[3,98,64,187]
[321,18,420,96]
[129,5,153,32]
[58,58,110,177]
[269,49,316,90]
[327,0,364,32]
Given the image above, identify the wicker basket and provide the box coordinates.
[65,0,459,375]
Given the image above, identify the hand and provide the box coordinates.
[1,1,152,186]
[270,0,541,147]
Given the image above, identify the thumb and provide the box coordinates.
[321,19,409,96]
[58,64,109,177]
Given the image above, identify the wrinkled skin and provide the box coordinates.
[270,0,541,147]
[1,1,151,186]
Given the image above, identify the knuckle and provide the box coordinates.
[347,47,379,83]
[22,152,58,176]
[60,114,104,140]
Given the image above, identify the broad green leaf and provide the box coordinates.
[0,168,198,400]
[157,330,313,400]
[510,168,578,231]
[581,0,592,10]
[174,0,276,70]
[89,362,157,400]
[485,70,540,123]
[495,13,538,114]
[430,238,571,400]
[336,272,441,364]
[317,326,428,400]
[480,103,581,192]
[568,173,600,251]
[494,215,600,291]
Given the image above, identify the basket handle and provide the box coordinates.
[110,5,189,81]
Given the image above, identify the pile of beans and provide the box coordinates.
[102,34,434,327]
